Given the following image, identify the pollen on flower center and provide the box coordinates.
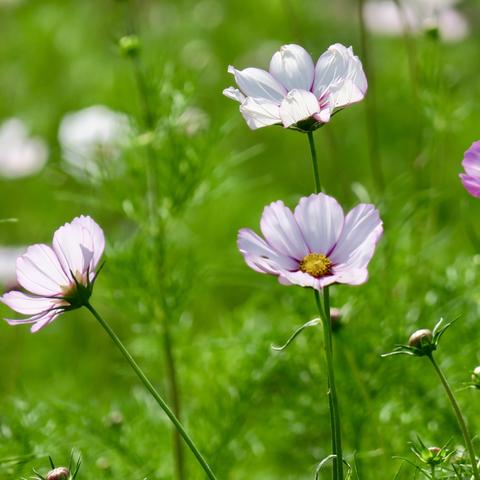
[299,253,332,278]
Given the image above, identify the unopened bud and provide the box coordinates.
[428,447,441,455]
[119,35,140,57]
[472,366,480,388]
[46,467,70,480]
[408,329,433,348]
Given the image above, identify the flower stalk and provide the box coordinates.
[308,131,322,193]
[85,302,218,480]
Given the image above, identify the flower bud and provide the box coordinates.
[330,307,342,332]
[428,447,441,455]
[46,467,70,480]
[408,329,433,348]
[472,366,480,388]
[119,35,140,57]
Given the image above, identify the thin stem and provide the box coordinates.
[85,302,218,480]
[315,289,344,480]
[307,131,322,193]
[427,354,479,480]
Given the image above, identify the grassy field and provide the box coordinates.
[1,0,479,478]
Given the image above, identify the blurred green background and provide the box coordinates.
[1,0,480,478]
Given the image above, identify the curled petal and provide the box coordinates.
[223,87,246,103]
[227,66,286,103]
[279,89,321,128]
[269,44,315,91]
[239,97,281,130]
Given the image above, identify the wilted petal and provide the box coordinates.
[330,204,382,269]
[239,97,281,130]
[294,193,344,255]
[269,44,314,91]
[260,201,308,260]
[16,244,69,295]
[227,66,286,103]
[238,228,298,274]
[313,44,367,109]
[222,87,246,103]
[279,89,320,127]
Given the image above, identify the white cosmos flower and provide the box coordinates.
[58,105,130,180]
[223,43,367,131]
[0,119,48,179]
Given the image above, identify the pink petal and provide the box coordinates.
[1,290,58,315]
[227,66,286,103]
[330,267,369,286]
[462,141,480,178]
[260,200,309,260]
[5,308,61,332]
[237,228,298,274]
[460,173,480,198]
[16,244,69,295]
[294,193,344,255]
[239,97,282,130]
[278,270,337,290]
[269,44,314,91]
[71,215,105,270]
[279,89,321,127]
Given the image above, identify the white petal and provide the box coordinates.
[269,44,314,91]
[16,244,69,295]
[239,97,281,130]
[294,193,344,255]
[1,290,57,315]
[279,89,320,127]
[260,201,308,260]
[223,87,246,103]
[278,270,337,290]
[227,66,286,103]
[313,44,367,109]
[71,215,105,271]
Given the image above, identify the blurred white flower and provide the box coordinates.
[0,119,48,179]
[363,0,469,43]
[58,105,130,180]
[177,107,210,136]
[0,246,25,287]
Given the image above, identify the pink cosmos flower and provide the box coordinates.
[223,43,367,131]
[0,216,105,332]
[238,193,382,290]
[460,141,480,198]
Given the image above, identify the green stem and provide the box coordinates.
[427,354,479,480]
[315,289,344,480]
[307,131,322,193]
[85,302,218,480]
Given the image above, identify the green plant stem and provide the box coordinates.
[315,289,344,480]
[427,354,479,480]
[85,302,218,480]
[307,131,322,193]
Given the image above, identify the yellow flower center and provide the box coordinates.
[299,253,332,278]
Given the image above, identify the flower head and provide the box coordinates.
[0,215,105,332]
[224,43,367,131]
[238,193,382,290]
[460,141,480,197]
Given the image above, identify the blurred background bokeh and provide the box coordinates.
[1,0,480,478]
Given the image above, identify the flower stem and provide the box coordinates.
[427,354,479,480]
[85,302,218,480]
[307,131,322,193]
[315,289,344,480]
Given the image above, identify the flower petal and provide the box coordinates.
[5,308,61,333]
[16,244,69,295]
[223,87,246,103]
[260,201,308,260]
[330,204,383,269]
[71,215,105,271]
[239,97,281,130]
[278,270,337,290]
[462,141,480,178]
[313,43,367,109]
[227,66,286,103]
[1,290,58,315]
[237,228,298,274]
[269,44,315,91]
[460,174,480,197]
[294,193,344,255]
[330,267,369,286]
[279,89,320,128]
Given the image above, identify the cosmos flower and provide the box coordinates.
[223,43,367,131]
[238,193,382,290]
[459,141,480,197]
[0,216,105,332]
[58,105,129,180]
[0,118,48,179]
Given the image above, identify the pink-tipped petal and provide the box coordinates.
[227,66,286,103]
[269,44,315,91]
[260,201,308,260]
[330,204,383,269]
[239,97,281,130]
[223,87,246,103]
[238,228,298,275]
[294,193,344,255]
[279,89,321,127]
[16,244,69,295]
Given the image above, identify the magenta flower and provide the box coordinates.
[223,43,367,131]
[238,193,382,290]
[0,216,105,332]
[460,141,480,197]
